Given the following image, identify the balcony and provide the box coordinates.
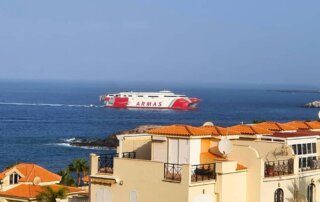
[191,163,216,182]
[299,156,320,172]
[98,152,136,174]
[163,163,216,183]
[164,163,182,182]
[264,159,294,177]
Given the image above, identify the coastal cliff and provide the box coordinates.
[69,125,162,148]
[305,101,320,108]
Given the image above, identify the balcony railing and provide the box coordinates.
[98,152,135,174]
[164,163,182,182]
[299,156,320,171]
[264,159,294,177]
[191,163,216,182]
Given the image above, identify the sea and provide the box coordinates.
[0,80,319,172]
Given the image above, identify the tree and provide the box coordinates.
[68,159,89,186]
[57,169,75,186]
[36,186,69,202]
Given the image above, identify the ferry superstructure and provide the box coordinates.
[100,90,200,110]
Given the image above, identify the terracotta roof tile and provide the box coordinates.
[199,126,239,136]
[236,164,247,171]
[285,121,311,130]
[82,175,89,183]
[0,184,83,199]
[147,125,212,136]
[255,122,296,131]
[227,125,273,135]
[305,121,320,129]
[0,163,61,183]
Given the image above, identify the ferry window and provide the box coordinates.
[148,96,159,98]
[312,143,316,153]
[274,188,284,202]
[297,144,302,155]
[292,145,297,154]
[307,183,315,202]
[128,95,132,97]
[138,96,143,97]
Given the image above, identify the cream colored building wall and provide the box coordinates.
[216,171,247,202]
[91,158,191,202]
[118,136,152,160]
[228,144,262,202]
[188,183,217,202]
[0,196,28,202]
[317,142,320,156]
[151,140,167,162]
[260,173,320,202]
[233,140,294,161]
[189,139,201,165]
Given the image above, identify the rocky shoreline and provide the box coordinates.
[68,125,162,148]
[305,101,320,108]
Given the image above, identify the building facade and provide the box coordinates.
[89,121,320,202]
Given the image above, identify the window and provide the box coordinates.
[292,143,317,155]
[274,188,284,202]
[297,144,302,155]
[292,145,297,154]
[291,143,318,171]
[130,191,137,202]
[307,183,315,202]
[9,172,20,185]
[312,143,316,153]
[302,144,307,154]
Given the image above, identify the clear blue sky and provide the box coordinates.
[0,1,319,86]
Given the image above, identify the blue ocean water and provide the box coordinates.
[0,81,319,172]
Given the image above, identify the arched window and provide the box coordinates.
[307,183,315,202]
[274,188,284,202]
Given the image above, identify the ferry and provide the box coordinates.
[100,90,200,110]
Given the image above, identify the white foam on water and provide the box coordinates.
[50,143,109,150]
[0,102,103,108]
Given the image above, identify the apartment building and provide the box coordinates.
[89,120,320,202]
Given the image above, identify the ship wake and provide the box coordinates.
[0,102,103,108]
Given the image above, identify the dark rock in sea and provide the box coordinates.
[69,125,162,148]
[305,101,320,108]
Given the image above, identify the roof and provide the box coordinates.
[0,163,61,183]
[0,184,83,199]
[147,125,213,137]
[199,126,239,136]
[271,130,320,138]
[305,121,320,129]
[236,164,247,171]
[254,122,297,131]
[227,124,273,135]
[200,152,226,164]
[285,121,311,130]
[82,175,89,183]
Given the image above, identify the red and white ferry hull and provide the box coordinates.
[101,91,200,110]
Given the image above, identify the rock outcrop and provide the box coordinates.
[305,101,320,108]
[69,125,162,148]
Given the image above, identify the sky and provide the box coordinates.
[0,1,319,86]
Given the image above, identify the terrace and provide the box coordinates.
[98,152,136,174]
[164,163,216,183]
[264,159,294,177]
